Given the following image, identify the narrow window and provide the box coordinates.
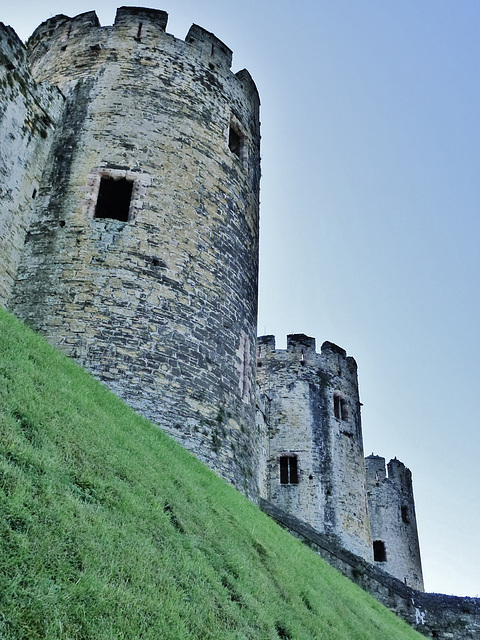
[401,505,410,524]
[280,455,299,485]
[373,540,387,562]
[333,394,347,420]
[94,176,133,222]
[229,125,242,158]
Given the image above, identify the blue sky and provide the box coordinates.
[4,1,480,597]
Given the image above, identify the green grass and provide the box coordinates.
[0,307,423,639]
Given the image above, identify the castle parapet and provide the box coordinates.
[321,340,346,358]
[114,6,168,32]
[186,24,233,69]
[387,458,413,492]
[365,454,387,484]
[257,334,275,356]
[287,333,316,356]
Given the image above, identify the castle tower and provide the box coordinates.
[8,8,262,496]
[257,334,373,560]
[365,455,424,590]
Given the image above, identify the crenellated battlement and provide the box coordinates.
[185,23,233,68]
[257,333,358,381]
[114,6,168,31]
[365,455,414,493]
[26,7,244,88]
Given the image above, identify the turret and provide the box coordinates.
[365,455,424,590]
[257,334,372,560]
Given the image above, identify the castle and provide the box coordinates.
[0,3,425,604]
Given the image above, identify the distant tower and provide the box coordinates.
[365,455,424,591]
[9,8,262,496]
[257,334,372,560]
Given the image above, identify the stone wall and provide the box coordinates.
[7,8,263,498]
[0,23,63,307]
[366,455,424,591]
[257,334,373,560]
[261,499,480,640]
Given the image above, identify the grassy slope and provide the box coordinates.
[0,308,422,640]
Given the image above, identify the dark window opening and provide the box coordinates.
[94,176,133,222]
[135,22,143,41]
[32,188,37,199]
[373,540,387,562]
[280,455,298,485]
[228,124,243,158]
[401,505,410,524]
[333,394,347,420]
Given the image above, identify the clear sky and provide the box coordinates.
[4,0,480,597]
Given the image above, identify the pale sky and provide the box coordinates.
[4,1,480,597]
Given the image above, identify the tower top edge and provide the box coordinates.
[27,7,236,70]
[258,334,354,359]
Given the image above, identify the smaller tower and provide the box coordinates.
[257,334,372,561]
[365,455,424,591]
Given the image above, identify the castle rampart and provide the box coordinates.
[4,8,262,497]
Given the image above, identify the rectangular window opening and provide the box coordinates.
[280,455,299,485]
[333,394,347,420]
[228,125,242,158]
[373,540,387,562]
[401,505,410,524]
[94,176,133,222]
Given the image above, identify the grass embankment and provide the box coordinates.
[0,308,422,639]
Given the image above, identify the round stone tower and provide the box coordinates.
[365,455,424,590]
[257,334,373,560]
[11,8,261,496]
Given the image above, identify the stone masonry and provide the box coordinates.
[366,455,424,591]
[0,24,63,306]
[256,334,373,561]
[1,9,479,637]
[256,334,424,590]
[4,8,262,498]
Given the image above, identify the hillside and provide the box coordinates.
[0,308,423,639]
